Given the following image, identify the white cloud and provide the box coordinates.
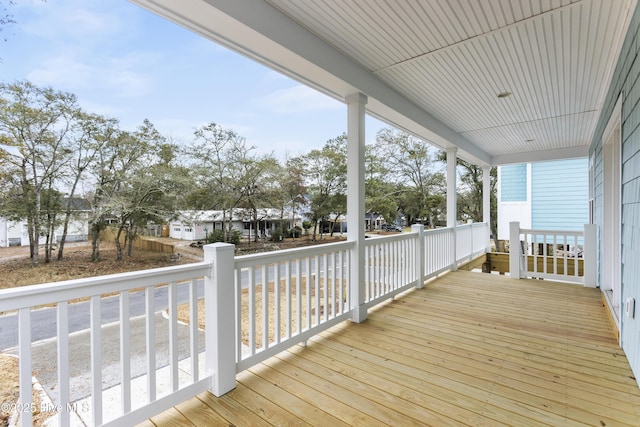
[254,85,342,114]
[17,0,124,40]
[27,51,156,98]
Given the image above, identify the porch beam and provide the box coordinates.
[346,92,367,323]
[491,146,589,166]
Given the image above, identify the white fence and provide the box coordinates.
[509,221,596,286]
[1,223,489,426]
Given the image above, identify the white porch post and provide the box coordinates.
[483,166,491,251]
[446,148,458,270]
[346,92,368,323]
[203,243,236,396]
[583,224,597,287]
[482,166,491,224]
[412,224,425,288]
[446,147,458,228]
[509,221,522,279]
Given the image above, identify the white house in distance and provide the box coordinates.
[0,198,91,247]
[169,208,301,241]
[497,158,589,241]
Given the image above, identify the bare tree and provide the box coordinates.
[376,128,445,226]
[56,112,108,259]
[87,117,121,261]
[185,123,254,241]
[303,134,347,240]
[0,81,77,265]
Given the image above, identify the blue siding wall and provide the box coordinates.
[500,164,527,202]
[590,2,640,388]
[531,159,589,231]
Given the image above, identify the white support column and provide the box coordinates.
[509,221,522,279]
[446,147,458,228]
[446,148,458,270]
[204,242,236,396]
[483,166,492,251]
[346,92,367,323]
[482,166,491,224]
[583,224,597,287]
[412,224,425,288]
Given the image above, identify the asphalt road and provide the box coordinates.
[4,312,206,404]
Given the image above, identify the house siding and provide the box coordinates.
[590,1,640,387]
[497,160,588,240]
[531,159,589,231]
[500,164,527,202]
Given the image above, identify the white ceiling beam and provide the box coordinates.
[491,146,589,166]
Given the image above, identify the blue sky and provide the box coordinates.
[1,0,387,158]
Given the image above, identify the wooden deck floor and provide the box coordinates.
[140,271,640,426]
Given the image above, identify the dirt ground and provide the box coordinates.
[0,234,348,290]
[0,242,197,289]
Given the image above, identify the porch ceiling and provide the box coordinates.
[130,0,635,166]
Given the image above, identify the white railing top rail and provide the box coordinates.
[424,226,454,235]
[520,228,583,237]
[0,262,210,313]
[234,240,354,269]
[364,230,418,245]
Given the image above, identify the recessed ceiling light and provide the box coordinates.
[497,92,511,98]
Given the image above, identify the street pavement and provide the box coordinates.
[4,311,205,404]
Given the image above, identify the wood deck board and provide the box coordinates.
[227,377,311,426]
[360,315,640,415]
[305,332,530,427]
[312,328,590,427]
[277,346,435,426]
[327,319,640,424]
[389,297,630,371]
[145,271,640,427]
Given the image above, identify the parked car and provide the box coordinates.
[381,224,402,232]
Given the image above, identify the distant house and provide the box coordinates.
[0,197,92,247]
[169,208,301,241]
[497,158,589,240]
[364,213,383,231]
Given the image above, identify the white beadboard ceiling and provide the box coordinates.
[131,0,635,166]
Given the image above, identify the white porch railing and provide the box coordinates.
[0,263,211,427]
[1,223,490,427]
[229,241,355,373]
[363,231,418,307]
[509,221,596,286]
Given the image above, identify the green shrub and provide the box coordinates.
[302,220,312,234]
[270,229,284,241]
[288,226,302,238]
[206,229,242,245]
